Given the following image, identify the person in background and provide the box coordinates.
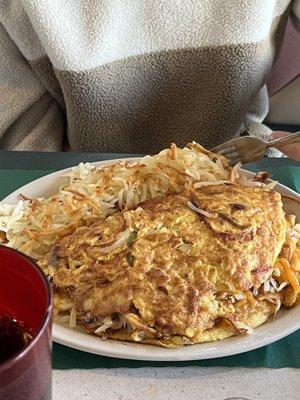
[266,17,300,160]
[0,0,299,160]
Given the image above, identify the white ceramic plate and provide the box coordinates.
[2,159,300,361]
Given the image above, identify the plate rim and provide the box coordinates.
[1,158,300,361]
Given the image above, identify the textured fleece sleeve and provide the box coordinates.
[291,0,300,31]
[0,22,63,151]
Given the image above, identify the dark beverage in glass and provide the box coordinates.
[0,246,52,400]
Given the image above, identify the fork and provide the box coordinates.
[210,131,300,165]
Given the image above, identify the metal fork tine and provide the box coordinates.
[228,153,242,162]
[221,148,238,156]
[211,143,233,153]
[213,144,242,165]
[218,147,239,158]
[218,147,235,155]
[228,158,242,166]
[211,135,271,165]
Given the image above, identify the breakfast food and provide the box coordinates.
[0,143,299,347]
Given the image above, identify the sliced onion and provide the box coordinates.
[193,180,232,188]
[277,282,288,291]
[224,318,254,334]
[293,224,300,233]
[69,307,77,328]
[258,294,281,315]
[99,228,133,253]
[179,244,192,253]
[239,178,277,190]
[264,180,277,190]
[270,277,278,291]
[287,229,300,239]
[263,280,271,292]
[55,314,71,324]
[239,180,264,188]
[131,331,146,342]
[270,277,288,292]
[230,162,242,182]
[187,201,213,218]
[94,316,114,334]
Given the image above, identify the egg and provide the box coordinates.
[40,184,287,347]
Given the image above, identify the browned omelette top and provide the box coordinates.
[41,184,286,338]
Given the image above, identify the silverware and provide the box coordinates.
[210,131,300,165]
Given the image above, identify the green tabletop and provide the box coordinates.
[0,151,299,369]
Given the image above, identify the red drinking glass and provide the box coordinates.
[0,245,52,400]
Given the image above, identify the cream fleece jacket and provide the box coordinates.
[0,0,299,152]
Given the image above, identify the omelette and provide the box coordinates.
[39,183,299,347]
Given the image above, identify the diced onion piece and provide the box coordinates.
[234,293,244,301]
[187,201,213,218]
[131,331,146,342]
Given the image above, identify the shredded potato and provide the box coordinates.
[0,142,280,261]
[0,143,231,259]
